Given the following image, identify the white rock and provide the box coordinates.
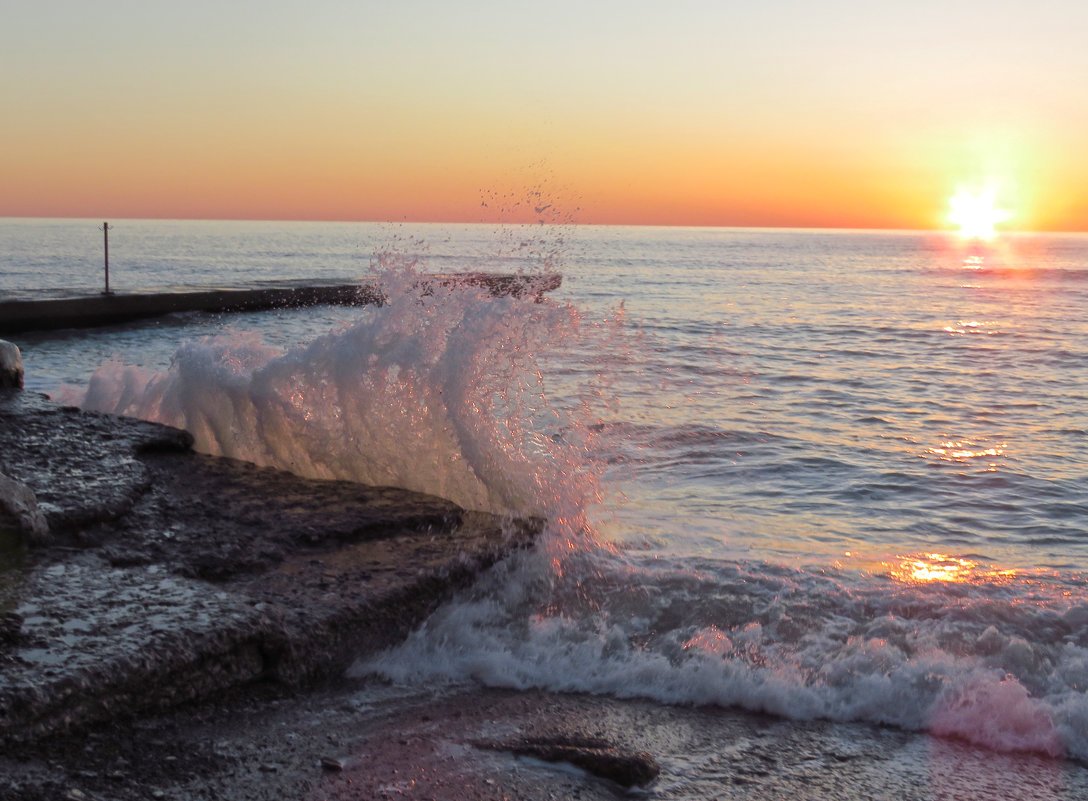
[0,340,23,389]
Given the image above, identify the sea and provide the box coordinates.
[3,217,1088,773]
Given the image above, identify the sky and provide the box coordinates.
[3,1,1087,230]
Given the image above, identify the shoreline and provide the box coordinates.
[0,389,539,746]
[6,678,1087,801]
[4,393,1088,798]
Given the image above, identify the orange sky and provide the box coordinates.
[4,2,1087,231]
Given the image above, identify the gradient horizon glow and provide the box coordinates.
[4,1,1087,231]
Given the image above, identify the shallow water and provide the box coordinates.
[5,218,1088,763]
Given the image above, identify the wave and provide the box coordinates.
[70,256,609,519]
[358,539,1088,761]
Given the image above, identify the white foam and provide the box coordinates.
[73,257,606,518]
[357,540,1088,761]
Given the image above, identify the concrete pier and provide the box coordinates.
[0,272,561,334]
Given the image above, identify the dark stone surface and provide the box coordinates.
[0,390,193,540]
[480,734,661,787]
[6,682,1088,801]
[0,390,539,746]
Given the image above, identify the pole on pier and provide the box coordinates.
[100,221,113,295]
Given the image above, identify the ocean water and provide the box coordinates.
[4,218,1088,763]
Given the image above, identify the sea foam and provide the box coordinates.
[358,543,1088,761]
[74,255,603,519]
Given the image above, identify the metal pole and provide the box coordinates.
[101,221,113,295]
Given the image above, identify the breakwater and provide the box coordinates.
[0,272,561,333]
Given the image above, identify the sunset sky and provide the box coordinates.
[4,1,1087,230]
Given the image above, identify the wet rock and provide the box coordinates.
[0,470,50,544]
[480,734,660,788]
[0,392,541,745]
[0,340,22,389]
[0,611,22,645]
[0,391,192,536]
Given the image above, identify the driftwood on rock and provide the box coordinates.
[478,734,661,788]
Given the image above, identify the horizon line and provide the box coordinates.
[1,215,1084,236]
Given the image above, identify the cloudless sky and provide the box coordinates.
[4,1,1087,229]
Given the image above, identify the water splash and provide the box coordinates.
[74,251,610,519]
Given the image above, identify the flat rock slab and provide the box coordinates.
[0,390,538,744]
[11,684,1084,801]
[0,390,192,536]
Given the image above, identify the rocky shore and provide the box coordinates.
[5,368,1088,800]
[0,321,675,801]
[0,345,671,800]
[0,388,546,745]
[0,388,557,798]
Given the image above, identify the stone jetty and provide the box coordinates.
[0,272,561,334]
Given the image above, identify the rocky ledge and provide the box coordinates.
[0,389,539,746]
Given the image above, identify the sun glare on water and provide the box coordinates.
[886,552,1017,584]
[947,187,1011,240]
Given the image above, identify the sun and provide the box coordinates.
[947,186,1011,240]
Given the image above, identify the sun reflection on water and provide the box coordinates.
[938,229,1024,273]
[941,319,1003,335]
[886,552,1017,584]
[926,440,1006,461]
[922,439,1007,472]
